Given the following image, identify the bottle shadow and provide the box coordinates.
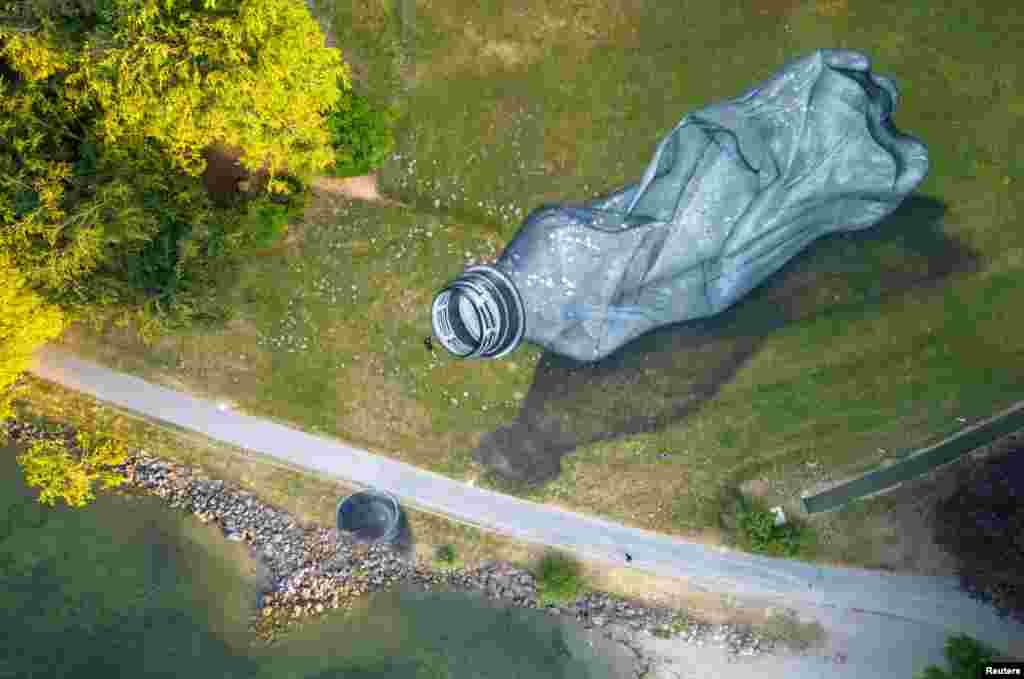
[472,195,983,487]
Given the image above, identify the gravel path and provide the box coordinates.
[27,347,1024,676]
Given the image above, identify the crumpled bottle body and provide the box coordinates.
[433,49,929,363]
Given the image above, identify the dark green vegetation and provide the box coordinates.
[49,0,1024,572]
[915,634,1006,679]
[731,494,817,559]
[533,550,586,606]
[435,543,456,564]
[325,89,398,178]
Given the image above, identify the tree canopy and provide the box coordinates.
[0,250,68,422]
[0,0,355,424]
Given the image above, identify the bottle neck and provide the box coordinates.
[431,265,525,359]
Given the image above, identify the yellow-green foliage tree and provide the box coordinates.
[16,429,129,507]
[0,0,351,296]
[0,0,353,422]
[64,0,351,188]
[0,252,69,422]
[2,0,350,184]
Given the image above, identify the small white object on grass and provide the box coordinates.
[770,506,787,526]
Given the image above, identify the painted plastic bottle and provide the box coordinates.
[431,49,929,363]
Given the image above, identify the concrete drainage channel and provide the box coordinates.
[801,400,1024,514]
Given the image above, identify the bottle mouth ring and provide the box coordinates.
[431,265,525,359]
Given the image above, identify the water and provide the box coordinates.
[0,445,630,678]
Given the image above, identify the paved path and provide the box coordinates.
[29,347,1024,676]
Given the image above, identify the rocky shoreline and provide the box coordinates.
[5,419,781,674]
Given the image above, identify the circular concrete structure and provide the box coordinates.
[337,490,401,545]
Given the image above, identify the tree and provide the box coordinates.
[60,0,352,189]
[0,0,351,296]
[0,0,357,417]
[0,0,351,282]
[933,449,1024,622]
[0,250,68,422]
[16,429,129,507]
[916,634,1000,679]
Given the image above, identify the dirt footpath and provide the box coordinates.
[310,174,410,208]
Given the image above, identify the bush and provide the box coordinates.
[534,550,584,606]
[238,199,292,251]
[434,544,456,564]
[16,429,129,508]
[735,495,807,558]
[916,634,1001,679]
[933,447,1024,623]
[235,174,308,249]
[324,89,396,177]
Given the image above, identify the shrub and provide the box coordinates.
[735,495,806,558]
[652,613,690,639]
[16,429,129,508]
[933,447,1024,622]
[324,89,396,178]
[916,634,1001,679]
[434,543,456,564]
[534,550,584,606]
[239,199,292,250]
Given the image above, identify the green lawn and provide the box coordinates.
[57,0,1024,569]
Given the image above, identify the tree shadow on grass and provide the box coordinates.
[473,195,984,488]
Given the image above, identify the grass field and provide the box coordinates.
[55,0,1024,569]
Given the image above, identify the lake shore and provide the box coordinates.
[5,418,796,677]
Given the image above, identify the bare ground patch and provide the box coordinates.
[311,174,409,208]
[415,0,643,83]
[751,0,805,18]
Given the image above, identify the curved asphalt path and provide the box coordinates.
[30,347,1024,676]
